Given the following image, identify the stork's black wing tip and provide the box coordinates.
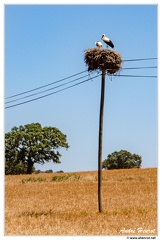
[109,41,114,48]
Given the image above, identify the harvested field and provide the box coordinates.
[5,168,157,236]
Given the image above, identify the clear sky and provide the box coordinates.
[4,4,158,173]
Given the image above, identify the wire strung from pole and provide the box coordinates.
[5,70,88,99]
[5,74,101,109]
[5,57,157,108]
[5,66,157,104]
[5,72,157,109]
[5,62,157,100]
[123,57,157,62]
[122,66,157,70]
[115,74,157,78]
[5,73,97,104]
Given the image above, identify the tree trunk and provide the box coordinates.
[27,158,34,174]
[98,70,106,212]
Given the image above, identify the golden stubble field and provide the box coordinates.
[5,168,157,236]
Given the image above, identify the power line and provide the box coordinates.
[5,74,101,109]
[5,73,94,104]
[9,65,157,105]
[5,59,157,100]
[5,67,157,104]
[5,57,157,109]
[5,70,88,99]
[116,74,157,78]
[5,73,157,109]
[122,66,157,70]
[123,57,157,62]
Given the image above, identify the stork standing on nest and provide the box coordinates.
[101,34,114,48]
[95,41,102,48]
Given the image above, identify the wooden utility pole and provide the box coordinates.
[84,48,122,213]
[98,69,106,213]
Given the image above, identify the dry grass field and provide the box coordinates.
[5,168,157,236]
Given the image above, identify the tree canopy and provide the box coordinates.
[5,123,69,174]
[102,150,142,170]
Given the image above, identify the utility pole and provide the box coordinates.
[98,69,106,213]
[84,48,122,213]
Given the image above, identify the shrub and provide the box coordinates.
[51,173,80,182]
[20,177,46,184]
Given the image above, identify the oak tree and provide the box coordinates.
[5,123,69,174]
[102,150,142,170]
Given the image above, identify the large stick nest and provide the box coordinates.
[84,48,122,74]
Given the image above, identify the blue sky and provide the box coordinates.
[5,4,158,172]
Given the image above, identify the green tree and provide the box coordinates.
[5,161,35,175]
[5,123,69,174]
[45,169,53,173]
[102,150,142,170]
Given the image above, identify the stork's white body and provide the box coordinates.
[95,41,102,48]
[101,34,114,48]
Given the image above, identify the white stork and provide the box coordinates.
[101,34,114,48]
[95,41,102,48]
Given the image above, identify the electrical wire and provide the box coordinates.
[5,59,157,100]
[5,57,157,109]
[7,65,157,104]
[121,66,157,70]
[5,74,101,109]
[115,74,157,78]
[5,73,157,109]
[5,70,88,99]
[5,73,93,104]
[123,57,157,62]
[5,67,157,105]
